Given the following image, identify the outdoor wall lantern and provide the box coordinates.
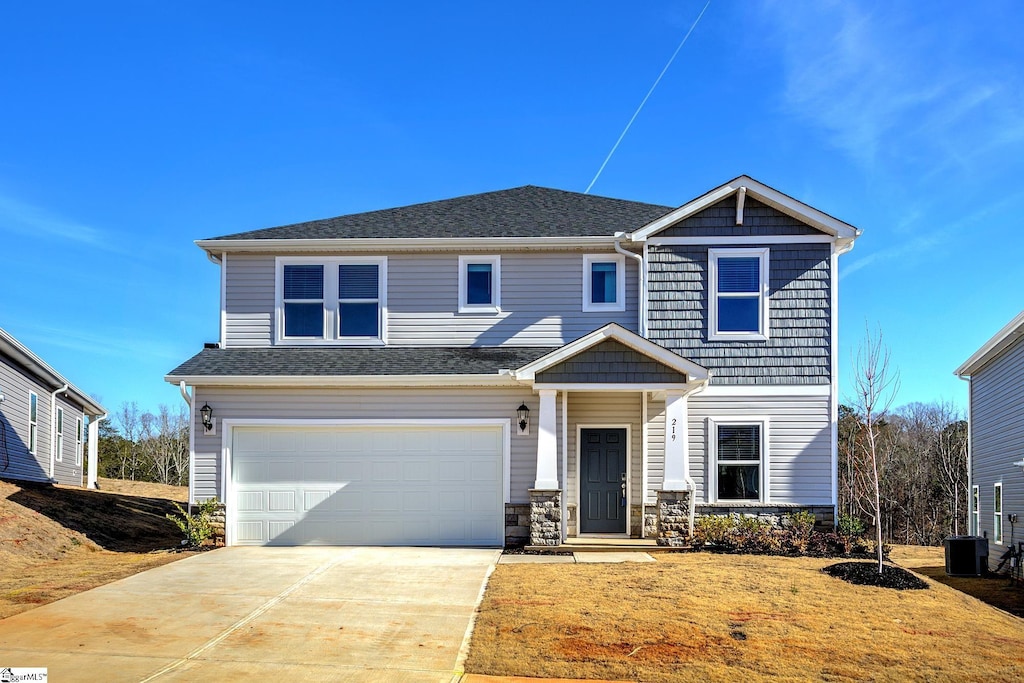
[200,403,214,433]
[517,402,530,435]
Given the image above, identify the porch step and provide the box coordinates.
[525,542,686,553]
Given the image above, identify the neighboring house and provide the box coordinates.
[0,327,107,488]
[955,311,1024,568]
[166,176,860,547]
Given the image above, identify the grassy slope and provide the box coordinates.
[467,551,1024,682]
[0,477,194,619]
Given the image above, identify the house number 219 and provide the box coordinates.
[670,418,677,441]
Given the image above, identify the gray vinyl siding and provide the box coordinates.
[224,254,275,348]
[536,340,687,384]
[0,355,52,482]
[191,386,550,505]
[221,252,638,348]
[50,396,85,486]
[0,356,85,486]
[644,392,830,505]
[647,242,831,384]
[969,334,1024,568]
[658,196,823,237]
[564,391,644,534]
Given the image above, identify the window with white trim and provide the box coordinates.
[75,417,83,467]
[708,247,769,341]
[994,482,1003,544]
[971,485,979,536]
[276,257,387,344]
[710,418,768,502]
[458,255,500,313]
[28,392,37,455]
[583,254,625,312]
[55,407,64,463]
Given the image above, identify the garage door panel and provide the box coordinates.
[232,425,504,546]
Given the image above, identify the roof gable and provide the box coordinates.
[629,175,860,249]
[515,323,709,384]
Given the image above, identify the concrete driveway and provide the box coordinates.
[0,546,500,682]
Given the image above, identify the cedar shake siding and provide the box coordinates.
[656,196,824,237]
[535,340,688,384]
[647,241,832,385]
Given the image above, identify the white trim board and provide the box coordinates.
[648,235,834,246]
[697,384,830,397]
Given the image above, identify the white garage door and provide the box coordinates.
[230,424,504,547]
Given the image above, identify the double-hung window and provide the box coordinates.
[28,392,38,454]
[458,256,500,313]
[583,254,625,312]
[55,407,64,463]
[710,419,769,503]
[277,257,387,344]
[994,482,1003,544]
[708,247,769,341]
[971,485,979,536]
[75,417,84,467]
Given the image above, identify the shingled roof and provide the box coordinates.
[207,186,674,241]
[167,346,557,378]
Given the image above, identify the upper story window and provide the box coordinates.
[710,418,769,503]
[276,257,387,345]
[583,254,626,312]
[708,247,770,341]
[459,255,500,313]
[28,392,38,455]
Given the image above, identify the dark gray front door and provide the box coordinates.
[580,428,627,534]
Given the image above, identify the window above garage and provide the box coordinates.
[276,256,388,345]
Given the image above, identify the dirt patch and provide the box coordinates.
[822,561,929,589]
[0,477,193,619]
[466,550,1024,682]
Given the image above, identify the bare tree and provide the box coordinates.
[851,325,900,573]
[114,401,142,480]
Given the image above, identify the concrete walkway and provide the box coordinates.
[0,546,499,682]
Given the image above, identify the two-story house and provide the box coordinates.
[167,176,860,547]
[955,311,1024,569]
[0,326,107,488]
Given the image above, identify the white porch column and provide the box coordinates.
[663,390,690,490]
[86,416,100,489]
[534,389,559,489]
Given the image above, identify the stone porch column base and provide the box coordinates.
[529,489,562,546]
[656,489,692,547]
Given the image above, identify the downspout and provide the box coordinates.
[180,381,195,511]
[957,373,972,534]
[685,377,711,537]
[614,233,645,337]
[49,383,69,481]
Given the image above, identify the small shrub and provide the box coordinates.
[838,514,866,537]
[167,498,220,549]
[783,511,816,553]
[694,515,738,549]
[735,516,780,553]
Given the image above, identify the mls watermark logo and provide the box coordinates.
[0,668,48,682]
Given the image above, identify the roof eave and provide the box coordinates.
[195,235,631,255]
[0,328,107,416]
[954,310,1024,377]
[165,373,525,388]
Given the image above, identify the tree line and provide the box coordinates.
[839,400,968,546]
[96,402,190,486]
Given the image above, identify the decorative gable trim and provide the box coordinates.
[514,323,710,383]
[629,176,860,251]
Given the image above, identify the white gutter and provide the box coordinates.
[165,373,524,388]
[614,233,645,337]
[196,235,623,255]
[49,383,68,480]
[179,381,192,404]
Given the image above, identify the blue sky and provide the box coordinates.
[1,1,1021,418]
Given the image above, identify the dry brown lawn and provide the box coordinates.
[466,550,1024,682]
[0,476,195,619]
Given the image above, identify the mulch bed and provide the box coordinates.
[822,561,929,590]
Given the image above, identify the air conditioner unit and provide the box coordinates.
[944,536,988,577]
